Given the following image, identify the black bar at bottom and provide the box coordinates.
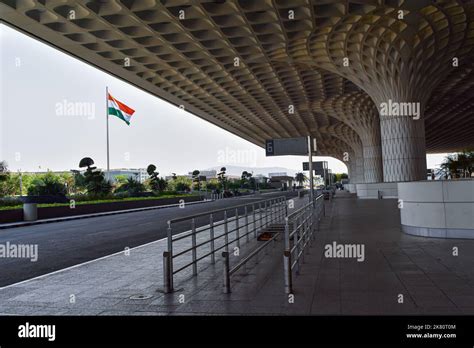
[0,316,473,346]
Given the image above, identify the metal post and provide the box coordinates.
[191,218,197,276]
[235,208,240,248]
[244,205,249,242]
[259,202,263,230]
[166,222,174,291]
[284,250,293,294]
[271,199,275,222]
[210,213,215,264]
[282,197,286,219]
[224,210,229,252]
[163,251,173,293]
[264,200,268,227]
[295,218,300,274]
[253,203,257,237]
[284,217,290,250]
[222,251,231,294]
[308,135,314,203]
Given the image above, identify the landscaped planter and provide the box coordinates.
[0,195,203,224]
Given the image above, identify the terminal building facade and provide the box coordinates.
[1,0,472,238]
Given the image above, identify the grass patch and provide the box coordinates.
[0,193,199,211]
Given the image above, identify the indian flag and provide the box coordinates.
[107,92,135,125]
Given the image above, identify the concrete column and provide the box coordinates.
[379,114,427,182]
[360,131,383,183]
[354,152,364,184]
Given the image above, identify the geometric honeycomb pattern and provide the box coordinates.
[1,0,474,182]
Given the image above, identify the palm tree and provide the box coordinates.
[438,150,474,179]
[295,172,307,187]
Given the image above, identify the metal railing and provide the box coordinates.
[221,225,280,294]
[163,195,288,292]
[210,192,224,200]
[283,194,324,294]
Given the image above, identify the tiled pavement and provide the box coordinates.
[1,192,473,315]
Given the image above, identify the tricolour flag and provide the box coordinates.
[107,93,135,125]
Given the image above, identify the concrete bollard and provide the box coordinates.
[23,203,38,221]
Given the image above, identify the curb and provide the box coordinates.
[0,199,213,230]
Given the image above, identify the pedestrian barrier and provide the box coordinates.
[163,196,287,292]
[283,194,324,294]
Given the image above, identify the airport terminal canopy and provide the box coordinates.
[1,0,474,183]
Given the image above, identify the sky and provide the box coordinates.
[0,24,448,176]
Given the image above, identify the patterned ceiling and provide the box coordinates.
[1,0,473,162]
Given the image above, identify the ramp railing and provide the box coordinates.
[163,195,287,292]
[283,194,324,294]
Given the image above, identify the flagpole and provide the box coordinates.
[106,86,110,181]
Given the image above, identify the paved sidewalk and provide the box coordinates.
[1,192,473,315]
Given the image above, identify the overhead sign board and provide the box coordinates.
[265,137,308,156]
[303,161,327,176]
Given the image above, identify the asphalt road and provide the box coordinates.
[0,191,297,287]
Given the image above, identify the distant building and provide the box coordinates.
[187,170,217,180]
[268,172,287,178]
[253,174,267,183]
[108,168,149,183]
[269,175,294,190]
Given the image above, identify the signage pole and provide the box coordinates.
[307,136,314,202]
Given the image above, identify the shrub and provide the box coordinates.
[114,177,145,196]
[113,191,131,199]
[0,197,22,207]
[167,176,192,192]
[27,173,67,196]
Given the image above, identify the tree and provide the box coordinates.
[240,171,256,190]
[146,164,163,192]
[70,170,87,194]
[334,173,348,183]
[217,167,227,190]
[206,178,219,191]
[0,161,10,197]
[79,157,95,171]
[240,171,251,187]
[438,150,474,179]
[79,157,111,196]
[295,172,307,187]
[192,170,201,190]
[114,174,129,185]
